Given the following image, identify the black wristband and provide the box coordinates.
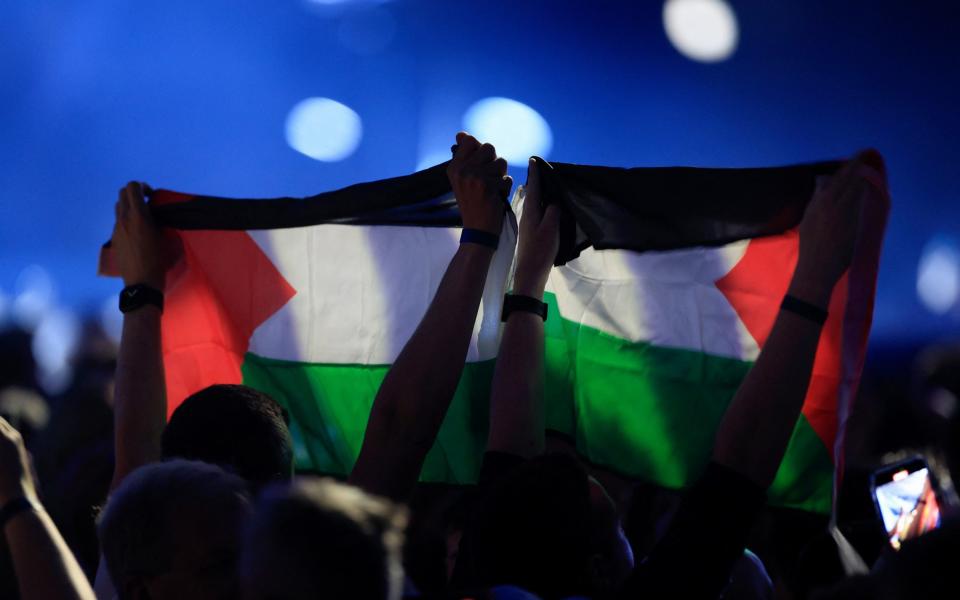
[502,294,548,322]
[119,284,164,314]
[0,497,36,529]
[460,228,499,250]
[781,294,828,325]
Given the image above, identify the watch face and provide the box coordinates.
[120,285,162,313]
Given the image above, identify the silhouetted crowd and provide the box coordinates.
[1,134,958,600]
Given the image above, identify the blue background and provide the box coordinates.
[1,0,958,345]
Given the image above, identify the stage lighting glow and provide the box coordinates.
[917,240,960,315]
[285,97,362,162]
[12,265,56,331]
[416,150,451,172]
[663,0,739,63]
[32,307,80,395]
[462,97,552,165]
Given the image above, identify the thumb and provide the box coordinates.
[525,158,540,200]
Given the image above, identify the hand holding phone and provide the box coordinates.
[871,457,943,550]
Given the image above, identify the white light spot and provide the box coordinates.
[462,97,552,165]
[12,265,56,332]
[663,0,739,63]
[917,240,960,315]
[416,150,452,172]
[32,308,80,395]
[285,98,362,162]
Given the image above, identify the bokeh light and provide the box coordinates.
[462,97,552,165]
[12,265,56,332]
[285,97,363,162]
[663,0,739,63]
[917,239,960,315]
[32,307,81,394]
[416,150,451,172]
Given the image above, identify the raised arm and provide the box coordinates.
[712,150,882,488]
[623,151,884,600]
[349,132,512,501]
[1,417,96,600]
[486,159,560,458]
[109,182,169,491]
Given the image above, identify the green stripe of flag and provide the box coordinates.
[545,291,832,513]
[242,354,495,483]
[240,289,832,512]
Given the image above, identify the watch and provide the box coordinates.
[119,284,164,314]
[501,294,548,322]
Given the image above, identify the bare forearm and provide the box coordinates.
[5,508,96,600]
[382,245,494,408]
[350,244,494,498]
[713,273,832,489]
[488,292,546,458]
[111,306,166,490]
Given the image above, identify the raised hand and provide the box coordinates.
[791,149,884,307]
[0,417,37,506]
[112,181,166,290]
[513,158,560,299]
[447,132,512,235]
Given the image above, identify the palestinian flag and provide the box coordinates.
[532,157,888,512]
[109,164,517,483]
[99,157,888,513]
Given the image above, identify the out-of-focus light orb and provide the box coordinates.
[285,98,362,162]
[917,239,960,315]
[13,265,56,331]
[462,97,552,165]
[663,0,739,63]
[32,307,80,395]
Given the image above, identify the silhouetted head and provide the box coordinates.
[98,459,252,600]
[162,384,294,488]
[467,453,634,599]
[240,477,408,600]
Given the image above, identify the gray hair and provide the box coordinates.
[97,459,251,595]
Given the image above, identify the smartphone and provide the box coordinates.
[871,457,943,550]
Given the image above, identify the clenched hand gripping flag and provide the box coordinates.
[100,157,887,513]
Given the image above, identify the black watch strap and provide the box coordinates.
[502,294,548,322]
[780,294,827,326]
[119,284,164,314]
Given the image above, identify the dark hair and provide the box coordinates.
[241,478,408,600]
[467,453,594,600]
[161,384,294,488]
